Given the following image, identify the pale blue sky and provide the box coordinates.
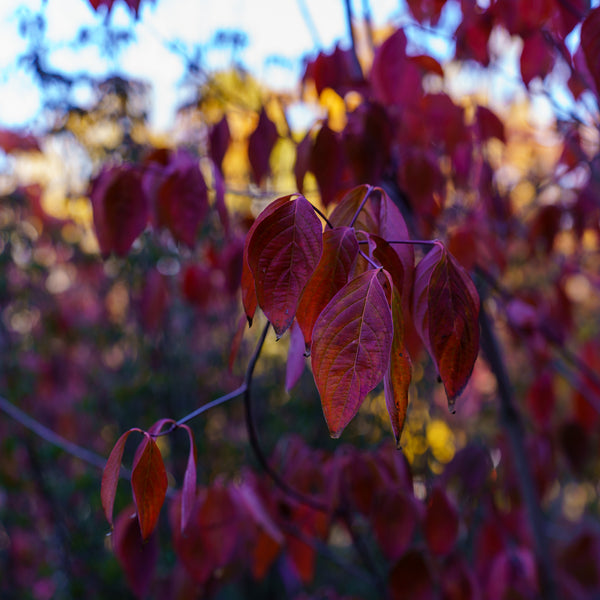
[0,0,404,131]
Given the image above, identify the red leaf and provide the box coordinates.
[139,268,168,333]
[286,320,307,391]
[413,242,480,408]
[384,288,412,445]
[476,105,505,143]
[248,108,279,185]
[180,425,197,533]
[371,30,423,106]
[247,196,323,337]
[581,6,600,99]
[155,151,208,248]
[90,166,149,257]
[424,486,459,555]
[212,161,229,236]
[113,507,158,599]
[181,264,212,307]
[101,428,139,528]
[310,123,345,207]
[520,31,555,86]
[131,433,168,540]
[296,226,359,348]
[373,489,421,561]
[311,269,393,438]
[302,45,362,96]
[294,130,312,194]
[241,195,293,325]
[455,11,492,66]
[405,0,446,25]
[209,115,231,172]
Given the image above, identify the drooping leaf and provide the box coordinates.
[384,288,412,445]
[581,6,600,99]
[113,507,158,599]
[296,226,359,348]
[286,320,307,391]
[90,166,149,257]
[476,105,505,143]
[248,107,279,185]
[310,123,345,207]
[241,195,294,325]
[180,425,197,533]
[520,31,555,87]
[101,428,139,528]
[294,130,313,193]
[209,115,231,172]
[131,433,168,540]
[413,242,480,408]
[311,269,393,438]
[247,195,323,337]
[155,151,208,248]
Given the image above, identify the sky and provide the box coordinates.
[0,0,403,131]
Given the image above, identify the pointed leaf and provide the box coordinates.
[131,433,168,540]
[248,107,278,185]
[156,151,208,248]
[180,425,197,532]
[209,115,231,172]
[310,123,344,207]
[413,242,480,408]
[241,195,293,324]
[247,196,323,337]
[296,226,359,348]
[101,428,140,528]
[90,166,148,257]
[384,288,412,445]
[311,269,393,438]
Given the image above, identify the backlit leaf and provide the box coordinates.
[311,269,393,438]
[296,226,359,348]
[131,433,168,540]
[413,242,479,408]
[285,320,307,391]
[247,195,323,337]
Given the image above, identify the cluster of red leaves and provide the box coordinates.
[242,186,480,440]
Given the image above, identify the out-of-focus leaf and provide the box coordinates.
[248,107,278,185]
[113,507,158,599]
[413,242,480,409]
[311,269,393,438]
[389,550,434,600]
[581,6,600,98]
[90,166,149,257]
[296,226,359,348]
[131,433,168,540]
[209,115,231,172]
[247,195,323,337]
[155,151,208,248]
[424,486,459,555]
[310,123,344,207]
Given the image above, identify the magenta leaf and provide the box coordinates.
[311,269,393,438]
[248,107,279,185]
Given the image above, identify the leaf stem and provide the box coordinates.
[349,185,373,228]
[309,202,334,229]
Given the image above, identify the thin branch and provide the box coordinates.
[342,0,363,79]
[297,0,322,48]
[478,301,558,600]
[310,202,334,229]
[349,185,373,228]
[0,395,109,471]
